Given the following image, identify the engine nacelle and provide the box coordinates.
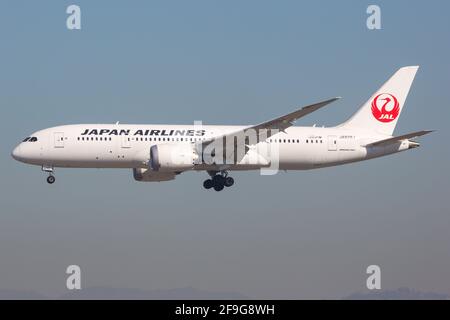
[133,168,176,182]
[150,144,199,172]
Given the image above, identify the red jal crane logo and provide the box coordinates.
[371,93,400,123]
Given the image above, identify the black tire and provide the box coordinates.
[212,175,224,185]
[47,176,55,184]
[224,176,234,187]
[203,179,213,189]
[213,183,224,192]
[212,175,225,191]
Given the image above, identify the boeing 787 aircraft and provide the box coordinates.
[12,66,432,191]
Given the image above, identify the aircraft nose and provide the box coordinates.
[11,144,23,161]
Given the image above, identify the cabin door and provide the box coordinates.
[54,132,65,148]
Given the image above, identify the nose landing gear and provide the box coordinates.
[47,175,55,184]
[42,165,55,184]
[203,171,234,191]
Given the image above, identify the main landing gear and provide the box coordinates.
[203,171,234,191]
[42,166,55,184]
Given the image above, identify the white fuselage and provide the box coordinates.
[11,67,427,188]
[11,124,412,172]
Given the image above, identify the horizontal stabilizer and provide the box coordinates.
[365,130,434,147]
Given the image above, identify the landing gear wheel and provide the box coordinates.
[47,175,55,184]
[213,183,224,192]
[224,176,234,187]
[212,175,225,191]
[203,179,213,189]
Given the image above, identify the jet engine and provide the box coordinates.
[149,143,199,172]
[133,168,176,182]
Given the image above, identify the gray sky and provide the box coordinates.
[0,0,449,299]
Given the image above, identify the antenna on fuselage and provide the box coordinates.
[115,121,120,125]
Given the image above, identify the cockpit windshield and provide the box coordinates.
[22,137,38,142]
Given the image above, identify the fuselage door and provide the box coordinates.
[328,135,337,151]
[54,132,65,148]
[121,135,131,148]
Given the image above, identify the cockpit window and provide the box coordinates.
[23,137,38,142]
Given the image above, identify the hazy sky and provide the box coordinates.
[0,0,449,299]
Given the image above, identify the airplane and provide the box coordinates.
[11,66,432,191]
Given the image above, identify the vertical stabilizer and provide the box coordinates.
[340,66,419,135]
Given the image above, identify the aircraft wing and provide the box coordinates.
[196,97,340,164]
[248,97,341,133]
[198,97,340,152]
[365,130,434,147]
